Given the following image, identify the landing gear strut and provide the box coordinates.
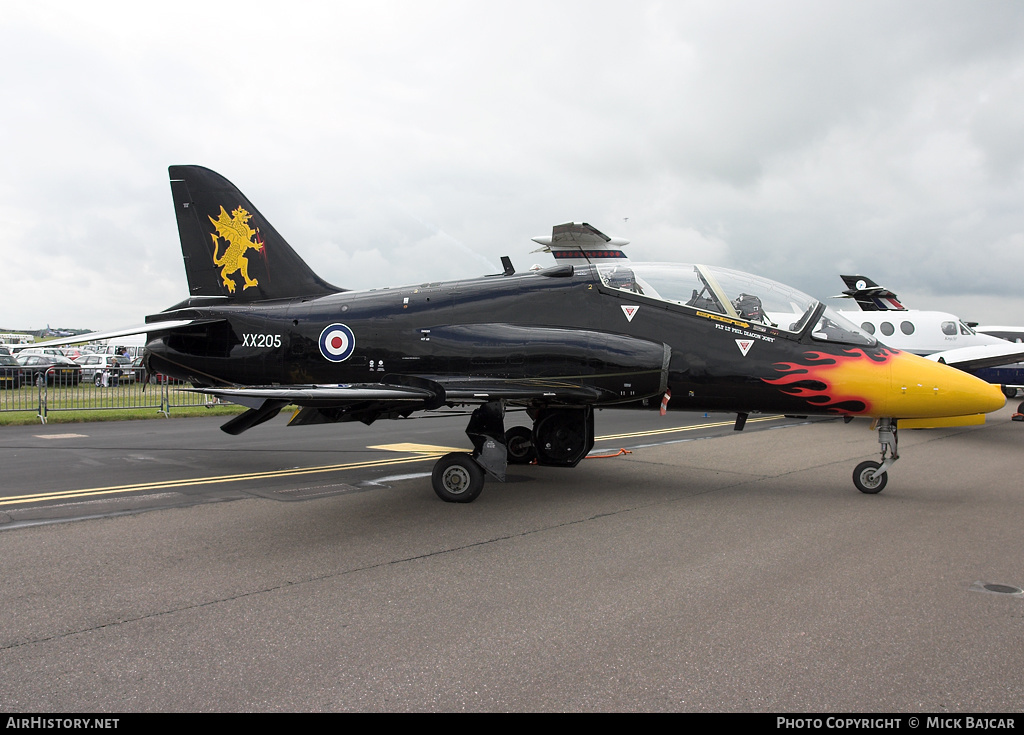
[431,401,507,503]
[853,418,897,494]
[429,403,595,503]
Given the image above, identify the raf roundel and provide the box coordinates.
[319,323,356,362]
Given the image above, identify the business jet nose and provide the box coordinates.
[882,350,1005,418]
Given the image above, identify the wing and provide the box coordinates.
[529,222,630,264]
[925,343,1024,372]
[190,373,655,435]
[19,320,202,348]
[191,381,444,435]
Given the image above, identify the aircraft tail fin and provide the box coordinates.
[168,166,343,301]
[836,274,904,311]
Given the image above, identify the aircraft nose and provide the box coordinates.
[883,351,1005,418]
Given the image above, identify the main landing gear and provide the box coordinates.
[853,417,897,494]
[430,401,594,503]
[431,453,486,503]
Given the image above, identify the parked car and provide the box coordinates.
[130,355,170,384]
[0,354,22,389]
[74,354,135,386]
[18,346,71,358]
[14,354,83,386]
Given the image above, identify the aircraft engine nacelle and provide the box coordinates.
[422,324,670,405]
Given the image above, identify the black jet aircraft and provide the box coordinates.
[111,166,1004,501]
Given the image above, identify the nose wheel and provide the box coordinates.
[853,460,887,494]
[853,418,897,494]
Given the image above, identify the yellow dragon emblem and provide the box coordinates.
[208,206,263,293]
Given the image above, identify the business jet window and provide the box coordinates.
[941,321,957,336]
[880,322,895,336]
[861,322,876,335]
[900,321,915,335]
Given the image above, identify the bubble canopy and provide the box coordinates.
[595,262,876,346]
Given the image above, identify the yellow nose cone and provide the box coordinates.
[764,347,1006,418]
[878,351,1005,418]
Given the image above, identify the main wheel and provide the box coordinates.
[1003,386,1017,398]
[431,452,485,503]
[505,426,536,465]
[853,460,887,494]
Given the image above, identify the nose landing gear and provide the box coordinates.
[853,418,897,494]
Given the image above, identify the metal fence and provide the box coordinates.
[0,368,221,423]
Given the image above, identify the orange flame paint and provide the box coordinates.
[764,347,900,415]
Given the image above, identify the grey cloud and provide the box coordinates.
[2,1,1023,329]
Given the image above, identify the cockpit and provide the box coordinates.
[596,263,875,346]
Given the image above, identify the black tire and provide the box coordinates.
[853,460,887,494]
[431,452,485,503]
[94,374,103,387]
[505,426,536,465]
[1003,386,1017,398]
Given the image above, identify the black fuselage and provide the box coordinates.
[146,263,866,417]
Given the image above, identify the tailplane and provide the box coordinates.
[169,165,343,301]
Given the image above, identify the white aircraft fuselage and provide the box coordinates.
[838,309,1007,356]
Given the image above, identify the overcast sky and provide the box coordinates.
[3,0,1023,331]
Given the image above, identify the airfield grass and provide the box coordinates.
[0,382,246,426]
[0,405,246,426]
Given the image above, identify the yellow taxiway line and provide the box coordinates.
[2,415,784,508]
[596,414,780,441]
